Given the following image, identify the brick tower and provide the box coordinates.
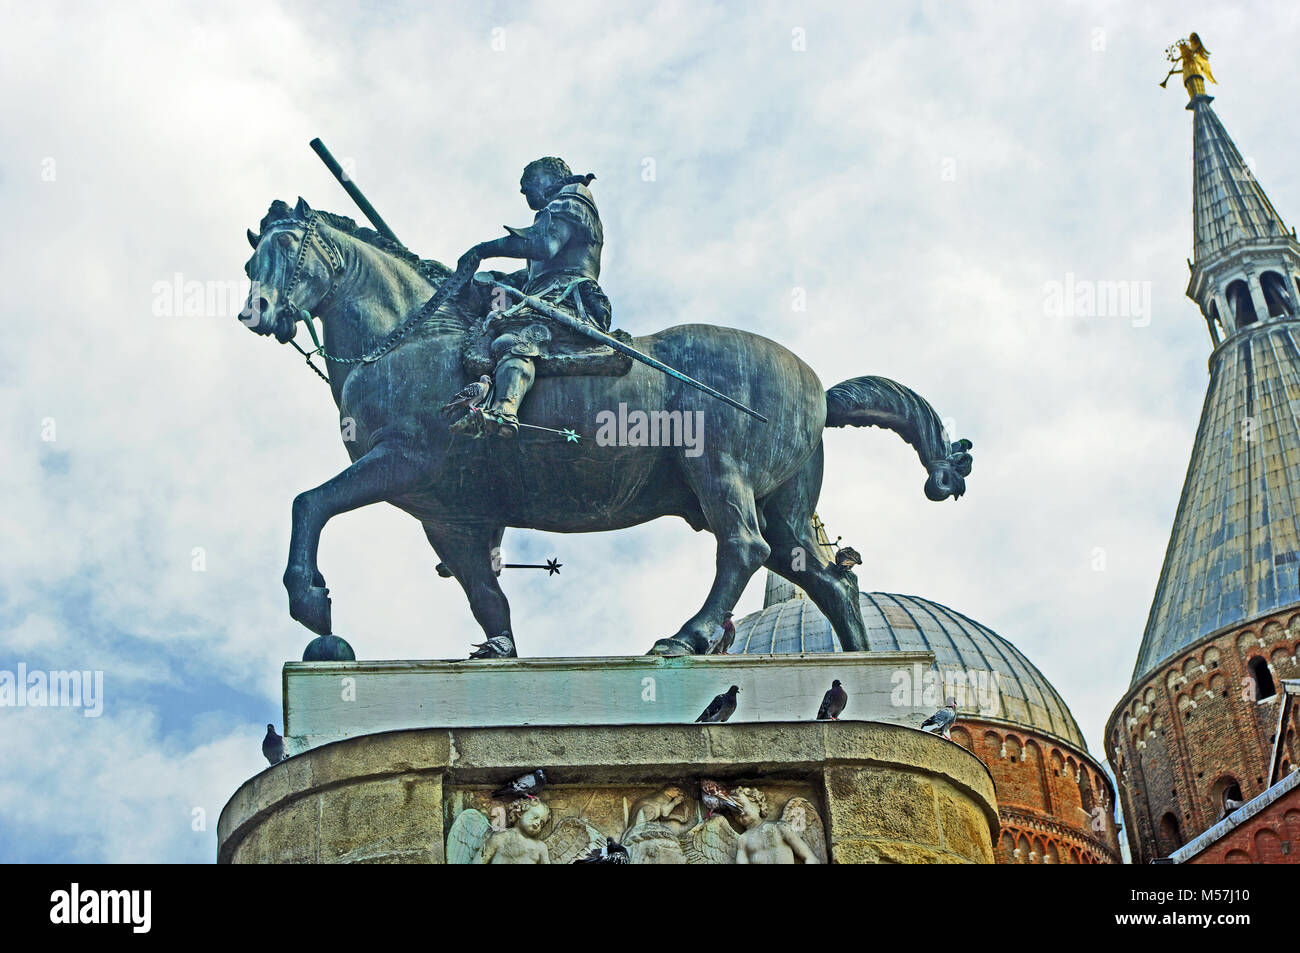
[1105,44,1300,863]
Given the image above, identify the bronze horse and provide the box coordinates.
[240,199,973,656]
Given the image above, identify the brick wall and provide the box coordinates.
[1184,781,1300,863]
[1106,606,1300,863]
[950,719,1120,863]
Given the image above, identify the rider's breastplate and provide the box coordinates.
[519,184,603,290]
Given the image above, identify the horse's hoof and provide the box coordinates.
[289,585,333,636]
[648,637,694,657]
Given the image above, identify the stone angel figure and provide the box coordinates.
[446,799,605,864]
[623,786,827,864]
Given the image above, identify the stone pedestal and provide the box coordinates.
[279,651,935,754]
[218,721,998,864]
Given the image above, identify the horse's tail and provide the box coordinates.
[824,376,973,501]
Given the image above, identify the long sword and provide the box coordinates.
[489,281,768,423]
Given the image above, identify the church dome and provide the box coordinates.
[733,586,1087,750]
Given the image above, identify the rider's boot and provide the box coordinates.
[484,356,535,438]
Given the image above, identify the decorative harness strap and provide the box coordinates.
[272,213,476,382]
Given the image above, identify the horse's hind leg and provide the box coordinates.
[650,460,770,656]
[758,444,869,651]
[283,442,432,636]
[422,521,516,655]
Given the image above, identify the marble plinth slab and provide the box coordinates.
[282,651,935,754]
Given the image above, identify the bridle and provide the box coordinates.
[255,213,345,382]
[257,212,473,384]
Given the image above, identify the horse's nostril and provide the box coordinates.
[255,296,272,317]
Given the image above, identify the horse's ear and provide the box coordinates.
[295,196,312,218]
[247,228,260,249]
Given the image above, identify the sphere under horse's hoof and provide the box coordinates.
[302,634,356,662]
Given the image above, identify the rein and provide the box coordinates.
[268,213,471,384]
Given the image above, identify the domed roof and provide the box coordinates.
[733,586,1088,750]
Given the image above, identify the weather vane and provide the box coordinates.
[1159,32,1215,99]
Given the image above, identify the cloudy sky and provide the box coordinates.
[3,0,1298,862]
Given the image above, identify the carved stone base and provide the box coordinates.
[217,721,998,864]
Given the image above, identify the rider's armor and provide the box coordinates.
[467,182,611,436]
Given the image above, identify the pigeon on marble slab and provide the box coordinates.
[817,679,848,720]
[695,685,740,723]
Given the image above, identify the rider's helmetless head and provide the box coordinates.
[520,156,572,210]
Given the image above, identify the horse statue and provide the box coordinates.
[239,198,973,657]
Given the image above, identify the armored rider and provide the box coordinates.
[452,156,610,437]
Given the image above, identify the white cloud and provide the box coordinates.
[3,0,1298,859]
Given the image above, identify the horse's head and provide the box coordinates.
[241,197,344,343]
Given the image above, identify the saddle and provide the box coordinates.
[460,314,635,379]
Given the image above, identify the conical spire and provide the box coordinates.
[1130,48,1300,684]
[1155,39,1300,346]
[1190,101,1291,264]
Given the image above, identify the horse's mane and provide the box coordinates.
[258,198,473,332]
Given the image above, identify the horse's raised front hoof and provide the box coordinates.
[289,585,333,636]
[647,637,695,657]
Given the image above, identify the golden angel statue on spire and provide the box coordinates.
[1160,32,1216,93]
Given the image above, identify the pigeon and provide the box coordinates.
[706,611,736,654]
[921,698,958,739]
[492,769,547,800]
[834,546,862,573]
[262,724,287,765]
[695,685,740,723]
[700,779,740,818]
[440,375,491,416]
[573,837,629,864]
[817,679,848,720]
[469,632,515,659]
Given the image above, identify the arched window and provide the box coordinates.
[1158,812,1183,854]
[1212,775,1245,817]
[1016,834,1032,864]
[1260,271,1295,317]
[1227,279,1258,328]
[1248,656,1276,699]
[1000,830,1017,864]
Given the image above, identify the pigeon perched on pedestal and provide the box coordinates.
[492,769,547,800]
[573,837,629,864]
[700,779,741,818]
[440,375,491,416]
[706,611,736,654]
[469,632,515,659]
[921,698,958,739]
[262,724,287,765]
[695,685,740,723]
[817,679,848,720]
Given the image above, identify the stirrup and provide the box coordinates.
[484,411,519,438]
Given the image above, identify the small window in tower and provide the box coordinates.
[1228,279,1258,328]
[1248,655,1276,699]
[1261,271,1295,317]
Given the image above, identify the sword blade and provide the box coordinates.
[488,281,768,423]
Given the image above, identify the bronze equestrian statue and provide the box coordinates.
[239,168,973,659]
